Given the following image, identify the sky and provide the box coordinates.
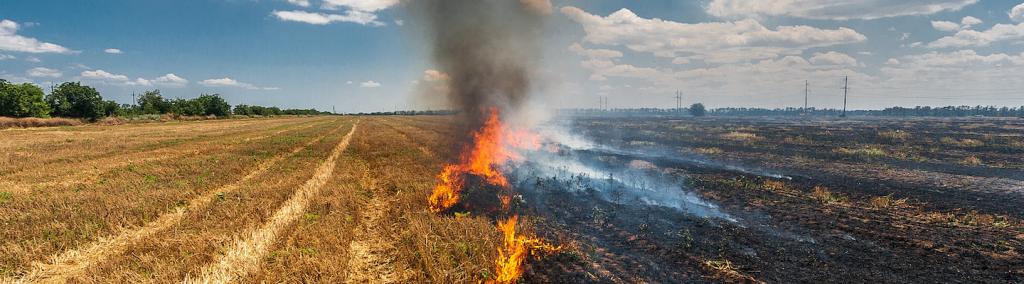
[2,0,1024,112]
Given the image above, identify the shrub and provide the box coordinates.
[689,103,706,117]
[961,155,982,166]
[0,116,81,129]
[869,195,906,209]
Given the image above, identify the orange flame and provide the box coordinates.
[488,215,561,284]
[426,107,557,284]
[428,108,540,213]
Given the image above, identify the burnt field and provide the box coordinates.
[516,116,1024,283]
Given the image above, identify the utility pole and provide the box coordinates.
[332,105,336,115]
[803,80,809,116]
[674,90,683,111]
[841,76,849,118]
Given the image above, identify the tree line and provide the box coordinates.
[0,80,331,121]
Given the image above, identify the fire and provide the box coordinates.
[428,107,540,213]
[427,107,556,283]
[489,215,561,284]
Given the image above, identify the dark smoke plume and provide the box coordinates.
[410,0,549,127]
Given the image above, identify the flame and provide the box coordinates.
[426,107,557,283]
[488,215,561,284]
[428,107,539,213]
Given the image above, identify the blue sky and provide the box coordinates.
[2,0,1024,112]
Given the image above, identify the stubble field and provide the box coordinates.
[1,115,1021,283]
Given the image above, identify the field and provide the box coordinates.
[1,115,1021,283]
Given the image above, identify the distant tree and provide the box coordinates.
[194,94,231,117]
[137,90,169,114]
[46,82,104,120]
[233,104,252,116]
[689,103,706,117]
[0,80,51,117]
[102,100,122,117]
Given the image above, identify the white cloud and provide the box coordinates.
[153,73,188,87]
[199,77,277,90]
[26,67,61,78]
[346,80,353,84]
[394,19,404,26]
[961,16,982,28]
[810,51,858,66]
[287,0,311,7]
[272,10,383,26]
[568,43,623,59]
[1011,3,1024,22]
[671,57,691,65]
[0,54,13,60]
[422,69,449,82]
[933,16,983,32]
[560,7,865,64]
[705,0,978,20]
[0,19,74,54]
[81,69,129,82]
[25,56,40,63]
[928,22,1024,48]
[104,48,122,54]
[932,21,961,32]
[359,80,381,88]
[321,0,398,12]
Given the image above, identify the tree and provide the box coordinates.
[137,90,169,114]
[194,94,231,117]
[102,100,122,117]
[0,80,51,117]
[46,82,104,120]
[689,103,706,117]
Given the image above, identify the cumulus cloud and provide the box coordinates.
[81,69,129,82]
[568,43,623,59]
[104,48,122,54]
[200,77,276,90]
[810,51,858,66]
[26,67,61,78]
[933,16,984,32]
[961,16,983,28]
[0,19,74,54]
[1012,3,1024,22]
[928,22,1024,48]
[359,80,381,88]
[422,69,449,82]
[154,73,188,87]
[287,0,311,7]
[561,7,865,64]
[272,10,383,26]
[932,21,961,32]
[321,0,398,12]
[705,0,978,20]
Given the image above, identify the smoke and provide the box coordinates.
[410,0,549,128]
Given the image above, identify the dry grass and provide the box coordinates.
[693,147,723,155]
[960,155,983,166]
[761,180,787,191]
[834,146,888,159]
[878,130,910,141]
[811,186,846,205]
[940,137,985,147]
[0,115,503,283]
[868,195,907,209]
[721,131,760,141]
[0,117,81,129]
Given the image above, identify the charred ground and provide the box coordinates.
[520,116,1023,283]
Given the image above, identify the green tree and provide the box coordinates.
[102,100,122,117]
[0,80,51,117]
[137,90,169,114]
[233,104,252,116]
[689,103,706,117]
[46,82,104,120]
[194,94,231,117]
